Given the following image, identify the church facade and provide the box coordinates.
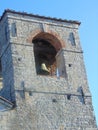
[0,9,97,130]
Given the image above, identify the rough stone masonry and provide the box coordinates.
[0,9,97,130]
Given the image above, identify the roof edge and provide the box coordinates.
[0,9,81,25]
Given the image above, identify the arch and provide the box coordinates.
[27,28,67,77]
[27,28,65,51]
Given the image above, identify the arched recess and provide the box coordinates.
[27,30,66,77]
[27,29,65,51]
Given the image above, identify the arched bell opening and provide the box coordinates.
[32,32,67,78]
[33,38,57,76]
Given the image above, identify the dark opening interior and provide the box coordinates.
[33,38,57,76]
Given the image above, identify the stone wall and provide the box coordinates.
[0,10,97,130]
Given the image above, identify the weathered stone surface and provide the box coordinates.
[0,9,97,130]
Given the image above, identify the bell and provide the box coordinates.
[40,63,50,75]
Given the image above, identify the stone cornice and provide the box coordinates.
[0,9,81,25]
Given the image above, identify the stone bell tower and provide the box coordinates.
[0,9,97,130]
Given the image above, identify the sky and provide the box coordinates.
[0,0,98,126]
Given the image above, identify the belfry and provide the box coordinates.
[0,9,97,130]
